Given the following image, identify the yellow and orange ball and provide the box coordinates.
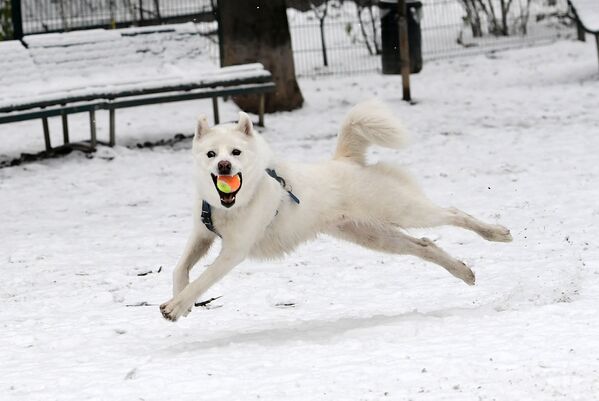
[216,175,241,193]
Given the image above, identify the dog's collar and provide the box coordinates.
[201,169,300,237]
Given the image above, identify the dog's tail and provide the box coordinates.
[333,99,408,165]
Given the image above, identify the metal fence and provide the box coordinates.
[4,0,574,77]
[288,0,574,76]
[18,0,214,34]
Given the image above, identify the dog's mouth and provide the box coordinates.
[211,173,242,208]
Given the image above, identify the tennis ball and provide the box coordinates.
[217,175,241,193]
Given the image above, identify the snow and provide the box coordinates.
[569,0,599,31]
[1,39,599,400]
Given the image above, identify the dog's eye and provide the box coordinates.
[206,151,216,158]
[232,149,242,156]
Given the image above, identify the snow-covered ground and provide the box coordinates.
[1,39,599,400]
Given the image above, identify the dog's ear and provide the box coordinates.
[236,112,253,136]
[195,115,209,140]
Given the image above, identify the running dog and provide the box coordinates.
[160,100,512,321]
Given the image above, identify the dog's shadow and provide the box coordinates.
[164,305,490,353]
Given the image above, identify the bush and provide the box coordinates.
[0,0,12,40]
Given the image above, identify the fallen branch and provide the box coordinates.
[195,296,222,307]
[137,266,162,276]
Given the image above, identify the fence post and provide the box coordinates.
[397,0,411,101]
[216,0,224,67]
[10,0,23,40]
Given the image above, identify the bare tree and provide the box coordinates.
[458,0,483,37]
[122,0,138,24]
[513,0,532,34]
[459,0,517,38]
[153,0,161,21]
[499,0,514,35]
[354,0,381,55]
[310,0,330,66]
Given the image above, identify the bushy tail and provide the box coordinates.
[333,99,408,165]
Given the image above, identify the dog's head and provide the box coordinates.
[192,112,272,209]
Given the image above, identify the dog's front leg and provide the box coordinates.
[172,230,214,298]
[160,244,246,322]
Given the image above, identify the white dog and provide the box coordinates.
[160,100,512,321]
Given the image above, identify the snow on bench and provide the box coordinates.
[568,0,599,71]
[0,24,274,152]
[569,0,599,32]
[0,41,43,107]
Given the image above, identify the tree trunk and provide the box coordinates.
[218,0,304,113]
[153,0,162,21]
[500,0,508,36]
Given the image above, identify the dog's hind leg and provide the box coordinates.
[328,222,475,285]
[388,198,512,243]
[444,207,512,242]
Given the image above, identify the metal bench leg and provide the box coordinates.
[212,97,220,125]
[258,94,265,127]
[109,108,116,147]
[42,117,51,151]
[89,110,97,150]
[61,113,70,145]
[577,21,586,42]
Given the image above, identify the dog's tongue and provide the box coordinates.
[221,192,235,203]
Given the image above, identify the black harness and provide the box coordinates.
[201,168,300,237]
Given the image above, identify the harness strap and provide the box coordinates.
[265,168,300,204]
[201,200,221,237]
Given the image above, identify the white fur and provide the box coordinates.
[160,101,512,321]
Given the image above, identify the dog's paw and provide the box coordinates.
[160,299,191,322]
[452,260,475,286]
[482,225,513,243]
[461,263,476,286]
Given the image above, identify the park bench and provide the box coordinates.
[568,0,599,71]
[0,24,275,152]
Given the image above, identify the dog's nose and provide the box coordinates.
[217,160,232,175]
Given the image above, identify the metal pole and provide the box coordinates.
[258,94,265,127]
[109,108,116,146]
[89,110,97,149]
[212,97,220,125]
[61,112,69,144]
[10,0,23,40]
[216,0,224,67]
[42,117,51,151]
[397,0,411,102]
